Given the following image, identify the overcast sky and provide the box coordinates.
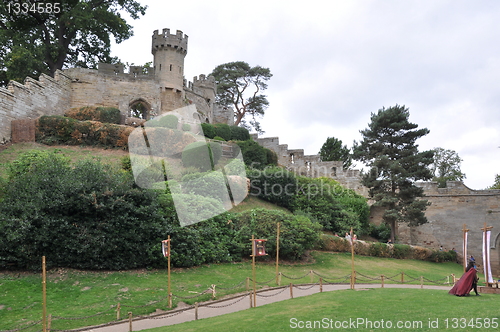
[111,0,500,190]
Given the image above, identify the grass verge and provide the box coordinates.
[0,251,471,331]
[147,288,499,332]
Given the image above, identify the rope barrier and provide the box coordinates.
[4,270,457,332]
[255,286,288,298]
[280,272,310,280]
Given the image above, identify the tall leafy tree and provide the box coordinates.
[352,105,434,242]
[488,174,500,189]
[0,0,147,85]
[430,147,466,188]
[210,61,272,134]
[318,136,353,169]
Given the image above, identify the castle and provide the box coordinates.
[0,28,233,144]
[0,28,499,277]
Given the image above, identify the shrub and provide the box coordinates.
[213,136,225,141]
[235,140,275,169]
[230,126,250,141]
[231,209,322,261]
[181,171,230,203]
[36,116,133,148]
[368,242,391,258]
[201,123,216,139]
[182,123,191,132]
[247,166,296,210]
[64,106,121,124]
[181,141,222,171]
[158,114,179,129]
[369,223,391,242]
[36,115,77,144]
[0,155,166,270]
[214,123,231,141]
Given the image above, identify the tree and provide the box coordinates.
[352,105,434,242]
[0,0,147,85]
[319,137,353,169]
[430,147,466,188]
[210,61,272,134]
[488,174,500,189]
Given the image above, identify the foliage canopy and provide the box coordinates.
[352,105,434,241]
[0,0,147,85]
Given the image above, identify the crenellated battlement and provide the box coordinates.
[152,28,188,54]
[187,74,216,91]
[97,63,154,77]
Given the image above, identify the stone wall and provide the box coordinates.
[67,68,161,119]
[0,70,72,142]
[397,181,500,277]
[251,134,368,196]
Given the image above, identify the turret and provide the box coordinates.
[152,29,188,91]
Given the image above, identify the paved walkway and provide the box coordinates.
[83,283,452,332]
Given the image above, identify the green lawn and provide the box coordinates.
[0,251,471,331]
[149,288,499,332]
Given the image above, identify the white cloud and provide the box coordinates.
[111,0,500,189]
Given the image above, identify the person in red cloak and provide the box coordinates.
[449,261,480,296]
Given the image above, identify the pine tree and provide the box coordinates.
[353,105,434,242]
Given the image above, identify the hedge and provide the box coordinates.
[64,106,121,124]
[318,234,458,263]
[36,115,133,148]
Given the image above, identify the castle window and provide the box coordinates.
[169,64,173,71]
[159,64,161,71]
[331,167,337,177]
[290,153,295,164]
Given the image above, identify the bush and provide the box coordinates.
[36,116,133,148]
[182,123,191,132]
[235,140,275,169]
[213,136,225,141]
[231,209,322,261]
[0,154,167,270]
[230,126,250,141]
[65,106,121,124]
[247,166,296,210]
[181,141,222,171]
[158,114,179,129]
[201,123,216,139]
[214,123,231,141]
[369,223,391,242]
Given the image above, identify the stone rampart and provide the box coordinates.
[397,181,500,277]
[251,134,368,196]
[0,70,72,142]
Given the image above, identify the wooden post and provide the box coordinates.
[420,276,424,289]
[249,291,253,308]
[289,283,293,299]
[350,227,355,290]
[195,302,199,320]
[381,275,384,288]
[116,303,121,320]
[42,256,47,332]
[401,271,404,284]
[320,278,323,292]
[167,235,172,308]
[211,284,216,300]
[276,222,280,285]
[251,235,257,308]
[128,312,133,332]
[462,224,469,273]
[246,277,250,291]
[47,314,52,332]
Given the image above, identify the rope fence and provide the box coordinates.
[1,270,456,332]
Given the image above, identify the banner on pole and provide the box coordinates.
[482,230,494,284]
